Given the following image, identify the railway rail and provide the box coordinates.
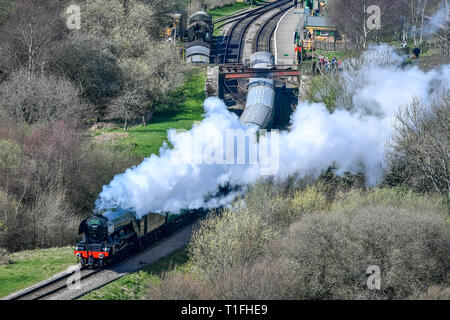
[221,0,292,105]
[255,3,293,52]
[8,269,101,300]
[4,210,206,300]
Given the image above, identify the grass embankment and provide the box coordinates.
[0,247,75,298]
[81,248,190,300]
[93,69,206,158]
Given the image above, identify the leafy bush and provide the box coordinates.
[147,272,208,300]
[188,208,276,282]
[150,183,449,300]
[284,205,449,299]
[241,181,296,229]
[291,185,328,215]
[331,187,447,213]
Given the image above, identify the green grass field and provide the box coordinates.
[0,247,76,298]
[94,69,206,158]
[210,0,266,36]
[209,1,263,21]
[0,246,190,300]
[81,248,190,300]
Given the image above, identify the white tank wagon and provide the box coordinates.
[186,42,211,64]
[239,52,276,129]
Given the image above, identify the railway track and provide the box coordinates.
[4,211,205,300]
[221,0,292,105]
[222,0,290,64]
[255,3,293,52]
[9,268,101,300]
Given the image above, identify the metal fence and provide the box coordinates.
[307,40,449,55]
[305,40,365,52]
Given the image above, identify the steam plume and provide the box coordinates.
[95,45,450,217]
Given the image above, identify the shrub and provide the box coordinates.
[188,208,276,282]
[0,247,9,265]
[210,257,296,300]
[284,205,450,299]
[331,187,446,213]
[241,181,296,229]
[0,120,139,251]
[0,71,88,124]
[31,190,80,248]
[147,257,296,300]
[147,272,210,300]
[291,185,328,215]
[409,286,450,300]
[46,34,122,114]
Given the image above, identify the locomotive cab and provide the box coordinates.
[85,216,108,243]
[75,215,113,267]
[74,207,166,268]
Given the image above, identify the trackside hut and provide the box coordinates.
[303,16,343,50]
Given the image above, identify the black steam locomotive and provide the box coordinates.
[74,207,205,267]
[185,11,214,64]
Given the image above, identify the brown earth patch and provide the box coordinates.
[94,132,129,143]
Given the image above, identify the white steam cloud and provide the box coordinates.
[96,45,450,217]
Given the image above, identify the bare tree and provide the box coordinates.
[0,70,88,124]
[327,0,445,47]
[107,58,148,130]
[142,42,187,125]
[387,93,450,196]
[46,34,123,118]
[0,0,64,78]
[107,41,187,130]
[328,0,405,48]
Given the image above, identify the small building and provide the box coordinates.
[164,10,188,41]
[302,16,342,50]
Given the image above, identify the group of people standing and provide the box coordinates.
[316,55,342,72]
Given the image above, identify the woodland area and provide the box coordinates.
[145,55,450,300]
[0,0,448,301]
[327,0,449,51]
[0,0,193,251]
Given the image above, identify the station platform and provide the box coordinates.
[274,6,305,65]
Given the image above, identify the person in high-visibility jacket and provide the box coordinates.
[295,45,302,63]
